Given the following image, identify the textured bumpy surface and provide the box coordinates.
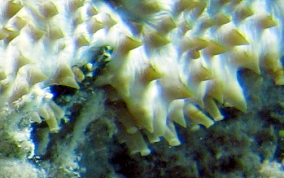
[0,0,284,160]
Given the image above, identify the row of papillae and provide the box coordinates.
[0,0,283,155]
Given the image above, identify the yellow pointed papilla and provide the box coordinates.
[224,82,247,112]
[116,125,151,156]
[163,122,181,146]
[101,14,116,28]
[128,104,154,133]
[273,69,284,85]
[213,13,230,26]
[191,62,213,82]
[67,0,84,12]
[72,66,85,83]
[44,110,60,133]
[50,63,80,89]
[25,65,48,86]
[139,1,162,14]
[175,0,199,14]
[4,1,23,19]
[168,100,187,127]
[15,54,32,72]
[88,17,104,34]
[204,41,226,56]
[223,29,249,46]
[206,80,224,103]
[141,63,164,82]
[145,32,170,48]
[0,29,9,40]
[86,4,98,16]
[179,20,192,35]
[73,15,84,26]
[163,77,193,99]
[204,97,224,121]
[4,28,20,43]
[181,37,208,52]
[262,50,283,85]
[48,27,64,40]
[27,25,45,41]
[184,104,214,128]
[41,1,59,18]
[116,105,139,134]
[230,47,260,74]
[157,16,177,34]
[75,34,89,47]
[49,101,65,119]
[0,68,6,80]
[119,36,142,53]
[233,6,253,22]
[193,2,207,18]
[256,15,277,29]
[9,17,27,30]
[187,50,200,59]
[29,112,42,123]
